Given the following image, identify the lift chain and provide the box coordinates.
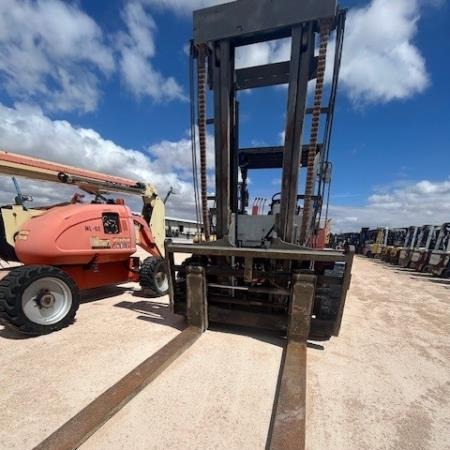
[197,43,210,241]
[300,20,332,245]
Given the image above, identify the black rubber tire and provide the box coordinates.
[0,265,80,335]
[140,257,169,296]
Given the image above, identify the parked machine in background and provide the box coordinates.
[0,151,168,335]
[398,226,420,267]
[427,223,450,277]
[381,228,408,263]
[329,232,360,250]
[357,227,369,254]
[370,227,389,259]
[361,228,378,257]
[408,225,439,271]
[362,228,386,258]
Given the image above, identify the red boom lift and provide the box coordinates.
[0,150,168,335]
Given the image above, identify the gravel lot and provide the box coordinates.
[0,256,449,450]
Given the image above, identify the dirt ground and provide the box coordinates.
[0,256,449,450]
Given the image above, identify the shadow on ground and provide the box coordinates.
[207,322,285,348]
[0,324,32,340]
[114,300,185,331]
[80,286,130,304]
[380,265,449,286]
[427,278,450,286]
[0,285,141,340]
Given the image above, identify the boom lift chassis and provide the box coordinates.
[33,1,353,449]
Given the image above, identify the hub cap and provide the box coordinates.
[22,277,72,325]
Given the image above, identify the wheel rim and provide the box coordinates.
[154,268,169,292]
[22,277,73,325]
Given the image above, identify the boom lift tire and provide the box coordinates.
[140,257,169,296]
[0,265,80,335]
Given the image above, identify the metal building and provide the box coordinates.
[165,216,202,238]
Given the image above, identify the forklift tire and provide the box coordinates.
[140,257,169,296]
[0,265,80,335]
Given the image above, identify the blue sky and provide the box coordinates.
[0,0,449,232]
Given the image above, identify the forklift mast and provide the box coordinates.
[405,226,419,249]
[192,0,346,246]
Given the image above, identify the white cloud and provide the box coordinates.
[0,103,197,218]
[330,179,450,232]
[0,176,75,207]
[235,39,290,69]
[0,0,114,113]
[148,129,214,176]
[2,0,426,112]
[140,0,230,15]
[246,0,430,104]
[0,0,187,113]
[117,2,186,102]
[151,0,431,105]
[335,0,430,104]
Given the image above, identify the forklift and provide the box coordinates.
[165,1,353,447]
[167,0,353,336]
[362,228,378,257]
[370,227,389,259]
[357,227,369,254]
[427,223,450,277]
[330,232,360,250]
[398,226,420,267]
[381,228,407,263]
[408,225,439,271]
